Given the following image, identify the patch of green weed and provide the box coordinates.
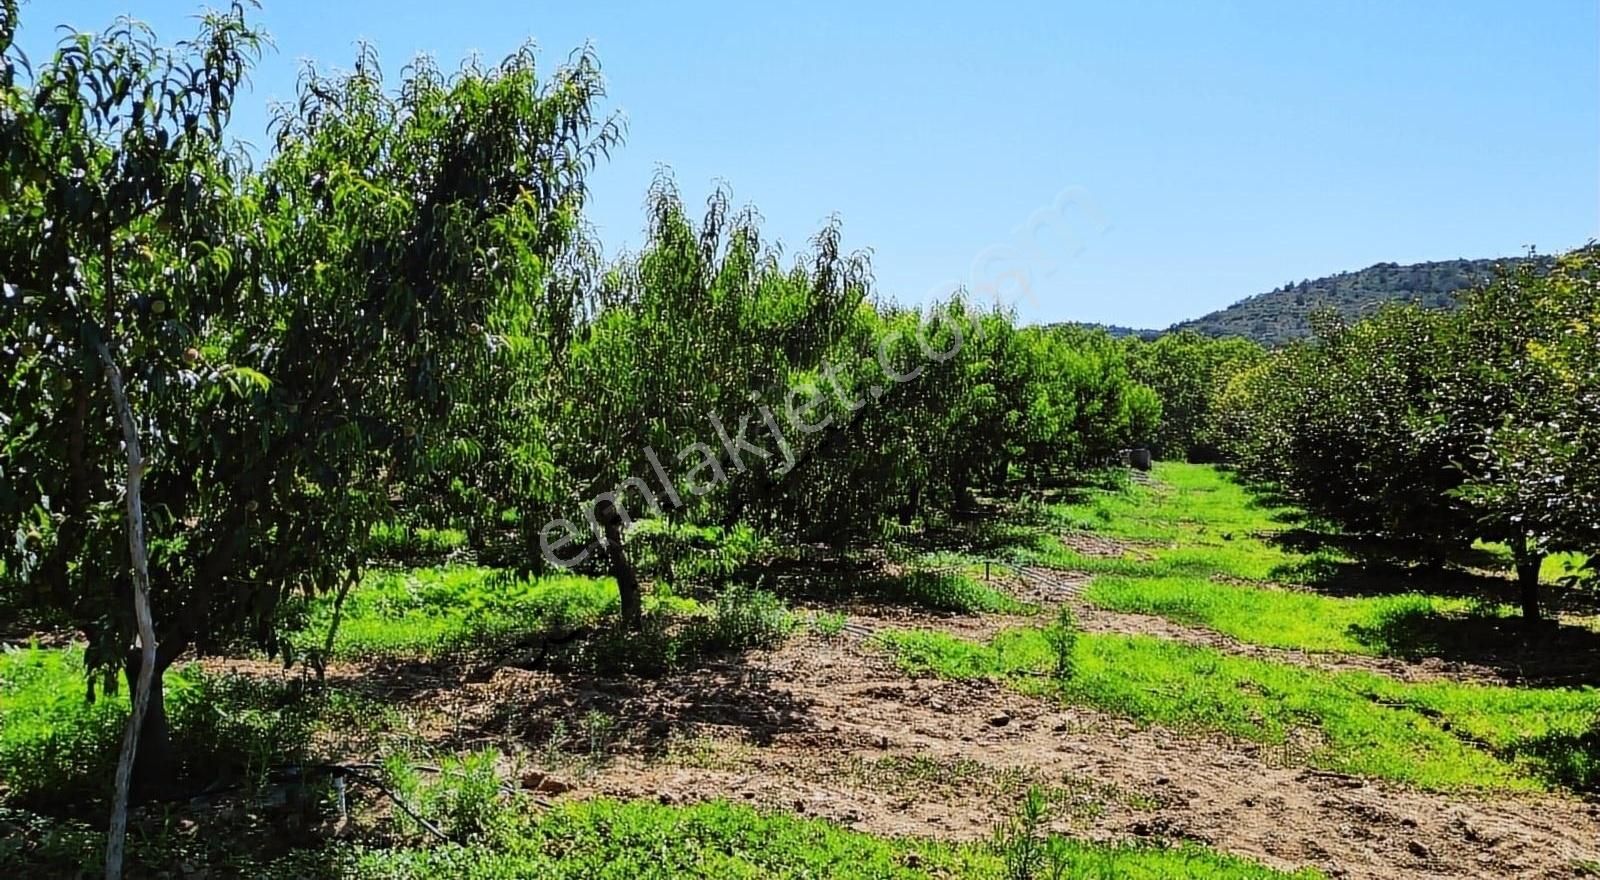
[879,626,1600,792]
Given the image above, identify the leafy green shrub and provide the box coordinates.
[166,673,320,789]
[631,521,773,587]
[809,610,849,639]
[694,586,795,652]
[431,749,507,840]
[565,613,685,676]
[993,785,1051,880]
[381,748,513,842]
[579,710,619,759]
[878,570,1033,615]
[560,587,793,676]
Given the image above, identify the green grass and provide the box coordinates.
[1057,463,1295,545]
[307,798,1317,879]
[288,564,801,671]
[1013,536,1299,583]
[2,642,1315,879]
[879,626,1600,792]
[0,645,130,804]
[367,521,470,560]
[1034,462,1585,588]
[289,566,695,662]
[1008,463,1315,583]
[1025,463,1595,660]
[1082,575,1502,656]
[874,568,1036,615]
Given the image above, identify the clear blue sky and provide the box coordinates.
[17,0,1600,327]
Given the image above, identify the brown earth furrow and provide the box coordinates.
[408,632,1600,880]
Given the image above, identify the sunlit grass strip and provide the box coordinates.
[1005,462,1323,583]
[290,566,694,662]
[367,521,469,559]
[1082,575,1496,656]
[878,627,1600,792]
[1014,537,1303,583]
[1051,462,1296,545]
[1036,462,1584,587]
[882,568,1037,616]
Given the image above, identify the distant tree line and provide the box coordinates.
[1120,331,1265,461]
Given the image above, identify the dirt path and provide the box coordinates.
[348,626,1598,880]
[205,558,1599,879]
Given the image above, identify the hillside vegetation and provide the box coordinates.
[1171,256,1550,345]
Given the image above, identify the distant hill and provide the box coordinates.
[1170,256,1549,346]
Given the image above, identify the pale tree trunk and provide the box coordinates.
[96,339,159,880]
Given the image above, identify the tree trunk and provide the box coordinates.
[122,649,174,799]
[596,500,642,629]
[1515,551,1544,623]
[96,339,159,880]
[898,482,922,527]
[316,567,361,682]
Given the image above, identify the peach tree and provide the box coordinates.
[0,0,616,795]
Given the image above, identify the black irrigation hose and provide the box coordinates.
[332,764,452,844]
[331,761,524,799]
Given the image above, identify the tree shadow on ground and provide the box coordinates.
[1350,606,1600,687]
[749,552,888,603]
[754,549,1026,617]
[293,610,815,753]
[11,623,817,873]
[469,658,813,754]
[1273,526,1502,569]
[1270,529,1600,616]
[884,504,1060,563]
[1238,485,1315,527]
[0,796,363,879]
[1506,724,1600,792]
[1268,528,1517,598]
[1270,553,1516,601]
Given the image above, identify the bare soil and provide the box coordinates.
[192,544,1600,879]
[228,598,1600,880]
